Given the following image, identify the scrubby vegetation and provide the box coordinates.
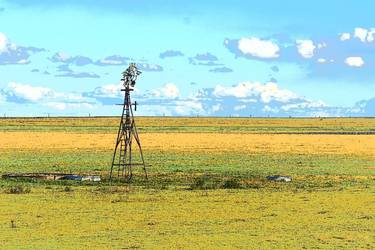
[0,117,374,249]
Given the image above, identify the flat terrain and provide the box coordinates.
[0,117,374,249]
[0,116,375,133]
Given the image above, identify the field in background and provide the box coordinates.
[1,116,375,132]
[0,117,374,249]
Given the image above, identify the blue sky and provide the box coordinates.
[0,0,375,117]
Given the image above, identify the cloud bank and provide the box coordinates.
[2,81,374,117]
[0,32,45,65]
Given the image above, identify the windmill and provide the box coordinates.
[109,63,147,181]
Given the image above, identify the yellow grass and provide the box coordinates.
[0,131,374,157]
[1,117,374,129]
[0,118,374,249]
[0,187,374,249]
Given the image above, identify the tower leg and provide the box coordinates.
[121,141,128,177]
[110,84,147,181]
[110,134,121,181]
[128,134,133,180]
[133,124,148,179]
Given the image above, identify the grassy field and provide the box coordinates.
[0,117,374,249]
[0,116,375,132]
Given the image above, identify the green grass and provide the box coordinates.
[1,149,373,176]
[0,117,374,249]
[1,124,375,133]
[0,116,374,133]
[1,149,373,192]
[0,185,374,249]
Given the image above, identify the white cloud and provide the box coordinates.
[281,100,326,111]
[17,59,29,64]
[55,52,71,61]
[259,83,298,103]
[7,82,56,102]
[152,83,180,99]
[0,33,44,65]
[213,83,251,98]
[262,105,283,114]
[239,99,257,103]
[92,83,122,98]
[296,40,316,58]
[137,63,163,72]
[340,33,351,41]
[367,28,375,42]
[174,100,203,115]
[163,83,180,98]
[213,82,298,103]
[1,81,368,117]
[0,32,7,52]
[350,27,375,42]
[4,82,86,105]
[354,28,368,42]
[317,42,327,49]
[317,58,326,63]
[238,37,280,59]
[234,104,246,111]
[99,59,121,65]
[340,27,375,43]
[211,103,222,112]
[345,56,365,67]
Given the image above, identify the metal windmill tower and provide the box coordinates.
[109,63,147,181]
